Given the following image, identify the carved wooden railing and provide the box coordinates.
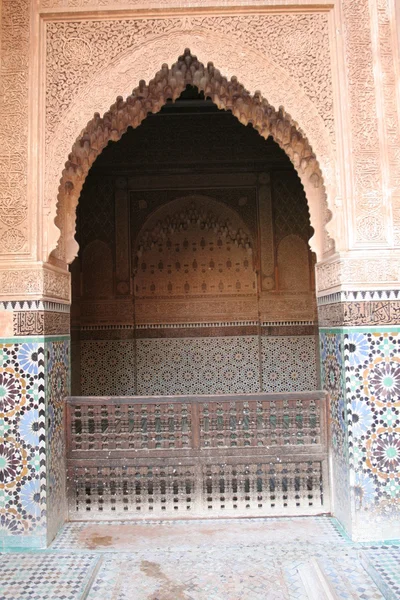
[66,392,330,519]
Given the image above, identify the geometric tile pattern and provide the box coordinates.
[344,330,400,540]
[360,546,400,600]
[0,553,99,600]
[316,552,384,600]
[79,335,318,396]
[136,336,260,395]
[50,516,349,551]
[84,548,384,600]
[80,340,135,396]
[45,337,69,544]
[0,517,391,599]
[0,339,46,547]
[261,335,318,392]
[53,515,380,600]
[321,327,400,541]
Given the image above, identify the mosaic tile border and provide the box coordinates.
[0,301,70,312]
[0,335,70,549]
[317,290,400,305]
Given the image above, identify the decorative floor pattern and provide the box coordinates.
[360,546,400,600]
[0,553,98,600]
[85,547,384,600]
[1,518,397,600]
[50,516,349,552]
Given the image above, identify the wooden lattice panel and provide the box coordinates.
[67,392,330,520]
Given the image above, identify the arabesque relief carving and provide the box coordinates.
[318,300,400,328]
[316,256,400,294]
[45,14,333,144]
[0,0,30,256]
[342,0,400,245]
[53,50,329,264]
[0,266,70,302]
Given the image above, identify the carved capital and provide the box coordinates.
[0,263,71,302]
[316,253,400,294]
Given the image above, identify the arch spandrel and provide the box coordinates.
[46,37,339,264]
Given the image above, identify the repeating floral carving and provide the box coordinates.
[39,0,330,8]
[45,14,333,143]
[342,0,390,244]
[373,0,400,246]
[0,268,70,302]
[316,257,400,294]
[0,0,30,256]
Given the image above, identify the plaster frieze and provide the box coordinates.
[316,253,400,295]
[39,0,335,9]
[0,264,71,302]
[13,311,70,336]
[318,300,400,327]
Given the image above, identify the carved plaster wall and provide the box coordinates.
[1,1,399,296]
[45,30,335,264]
[0,0,30,257]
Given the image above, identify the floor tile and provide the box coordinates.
[0,553,99,600]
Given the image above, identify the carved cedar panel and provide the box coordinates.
[278,235,310,293]
[134,197,255,299]
[82,240,113,298]
[76,176,115,252]
[271,170,312,245]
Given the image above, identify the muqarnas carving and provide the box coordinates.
[134,196,255,299]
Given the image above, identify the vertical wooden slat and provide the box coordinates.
[191,401,200,450]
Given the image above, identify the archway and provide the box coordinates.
[50,50,333,266]
[66,83,329,520]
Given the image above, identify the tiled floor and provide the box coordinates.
[360,546,400,600]
[0,518,398,599]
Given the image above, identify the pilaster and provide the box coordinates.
[0,264,70,549]
[318,255,400,541]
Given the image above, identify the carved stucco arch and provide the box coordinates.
[49,43,337,264]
